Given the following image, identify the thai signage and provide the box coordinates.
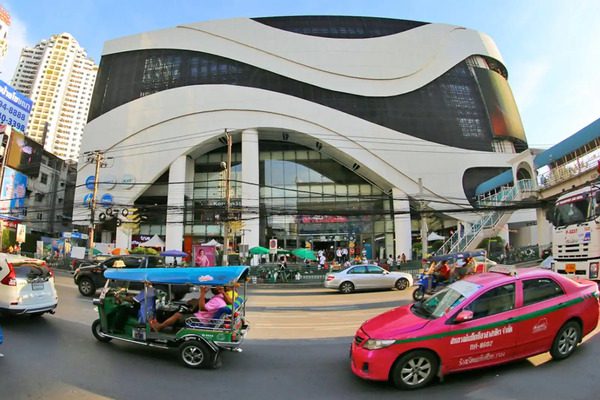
[0,79,32,132]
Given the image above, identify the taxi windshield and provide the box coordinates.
[418,280,481,319]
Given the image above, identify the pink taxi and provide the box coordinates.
[350,266,599,389]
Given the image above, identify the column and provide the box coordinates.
[165,155,193,252]
[536,208,553,255]
[241,129,260,248]
[115,227,131,250]
[392,187,412,260]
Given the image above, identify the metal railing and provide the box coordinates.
[434,179,534,256]
[537,148,600,189]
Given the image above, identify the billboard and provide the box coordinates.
[5,129,43,177]
[0,79,32,133]
[0,166,28,220]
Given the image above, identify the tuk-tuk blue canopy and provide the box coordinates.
[104,266,249,286]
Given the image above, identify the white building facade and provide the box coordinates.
[75,16,528,259]
[11,33,97,162]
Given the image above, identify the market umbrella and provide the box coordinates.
[292,248,317,261]
[160,249,189,258]
[111,247,129,255]
[249,246,270,255]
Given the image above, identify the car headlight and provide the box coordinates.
[363,339,396,350]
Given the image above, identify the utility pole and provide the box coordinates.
[222,130,232,266]
[85,150,105,252]
[419,178,428,259]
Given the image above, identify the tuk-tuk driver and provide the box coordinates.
[113,281,156,332]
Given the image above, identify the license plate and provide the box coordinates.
[32,282,44,291]
[565,264,576,273]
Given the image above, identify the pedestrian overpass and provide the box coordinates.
[434,118,600,256]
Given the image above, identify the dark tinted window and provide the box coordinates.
[103,258,119,268]
[88,50,527,152]
[14,264,49,279]
[349,266,367,274]
[523,278,564,306]
[252,16,428,38]
[124,257,143,268]
[367,266,384,274]
[465,283,515,319]
[146,257,165,268]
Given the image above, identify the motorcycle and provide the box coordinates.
[412,273,450,301]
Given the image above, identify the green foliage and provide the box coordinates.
[130,247,159,255]
[2,229,15,251]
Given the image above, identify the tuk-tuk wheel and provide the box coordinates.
[179,340,211,369]
[92,319,112,343]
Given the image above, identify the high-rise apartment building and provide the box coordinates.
[11,33,97,161]
[0,6,10,62]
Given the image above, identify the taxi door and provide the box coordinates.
[512,277,569,357]
[445,283,518,371]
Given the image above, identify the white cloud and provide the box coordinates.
[0,11,29,82]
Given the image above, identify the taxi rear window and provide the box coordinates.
[14,264,50,279]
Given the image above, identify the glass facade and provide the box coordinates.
[252,16,428,39]
[184,141,394,258]
[89,49,526,152]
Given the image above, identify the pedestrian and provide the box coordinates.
[341,247,348,262]
[335,247,342,263]
[279,256,288,282]
[401,253,407,263]
[318,253,326,270]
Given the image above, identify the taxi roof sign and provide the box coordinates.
[488,265,518,276]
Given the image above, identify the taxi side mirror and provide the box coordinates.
[454,309,474,323]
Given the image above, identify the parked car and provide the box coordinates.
[350,266,599,390]
[0,253,58,317]
[73,255,188,299]
[324,264,413,293]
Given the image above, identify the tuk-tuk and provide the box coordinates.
[91,266,249,369]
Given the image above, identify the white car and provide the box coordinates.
[324,264,414,294]
[0,253,58,316]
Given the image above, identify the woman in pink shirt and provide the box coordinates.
[151,286,227,331]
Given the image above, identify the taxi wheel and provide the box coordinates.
[391,350,438,390]
[395,278,410,291]
[179,340,211,369]
[550,320,581,360]
[92,319,112,343]
[412,287,425,301]
[78,277,96,297]
[339,281,355,294]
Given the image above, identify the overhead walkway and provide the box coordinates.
[435,118,599,256]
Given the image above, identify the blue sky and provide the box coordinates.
[1,0,599,149]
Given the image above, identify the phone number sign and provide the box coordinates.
[0,79,32,133]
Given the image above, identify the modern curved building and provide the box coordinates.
[75,16,527,259]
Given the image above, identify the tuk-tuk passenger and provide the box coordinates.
[151,286,226,332]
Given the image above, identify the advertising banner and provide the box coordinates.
[0,80,32,132]
[5,130,44,177]
[16,223,26,243]
[192,245,217,267]
[0,166,28,219]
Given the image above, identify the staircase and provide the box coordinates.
[433,179,534,256]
